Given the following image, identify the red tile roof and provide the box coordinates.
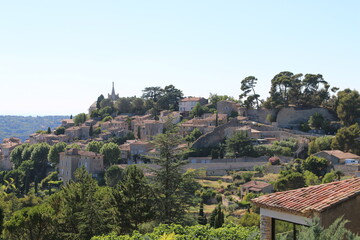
[252,178,360,217]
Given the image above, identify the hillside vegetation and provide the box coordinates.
[0,115,68,142]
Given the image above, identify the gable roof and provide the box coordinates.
[242,181,271,189]
[317,150,360,160]
[252,178,360,217]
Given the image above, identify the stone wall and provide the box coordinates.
[260,215,272,240]
[247,109,275,124]
[276,107,336,128]
[191,119,242,148]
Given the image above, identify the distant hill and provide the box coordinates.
[0,115,68,142]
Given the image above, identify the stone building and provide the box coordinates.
[252,178,360,239]
[0,138,21,170]
[179,97,208,114]
[314,150,360,165]
[58,148,104,184]
[240,181,273,198]
[119,140,152,162]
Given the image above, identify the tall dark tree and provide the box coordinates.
[198,202,207,225]
[149,123,199,224]
[47,127,51,134]
[209,204,224,228]
[336,89,360,126]
[96,94,105,109]
[157,85,183,111]
[113,165,156,232]
[240,76,261,108]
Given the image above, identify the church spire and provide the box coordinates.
[108,82,119,101]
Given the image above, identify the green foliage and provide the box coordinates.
[150,124,200,224]
[336,88,360,126]
[10,144,29,169]
[55,126,65,135]
[197,202,207,225]
[240,76,261,109]
[87,141,105,153]
[308,136,333,155]
[209,204,224,228]
[208,93,237,106]
[297,216,360,240]
[100,142,121,166]
[238,212,260,227]
[184,128,203,144]
[112,165,156,233]
[0,115,67,142]
[96,94,105,109]
[189,103,210,118]
[302,155,329,177]
[3,204,57,240]
[304,170,320,186]
[74,113,87,126]
[274,172,306,191]
[322,171,336,184]
[48,142,67,165]
[102,116,113,122]
[331,123,360,155]
[104,165,123,187]
[92,224,260,240]
[226,132,254,157]
[308,113,329,130]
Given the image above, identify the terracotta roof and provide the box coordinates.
[242,181,271,189]
[180,97,204,102]
[252,178,360,216]
[318,150,360,160]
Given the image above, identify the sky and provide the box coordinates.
[1,1,359,116]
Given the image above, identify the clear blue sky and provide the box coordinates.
[1,1,359,116]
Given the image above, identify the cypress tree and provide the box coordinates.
[47,127,51,134]
[198,202,207,225]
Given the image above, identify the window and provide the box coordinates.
[272,218,303,240]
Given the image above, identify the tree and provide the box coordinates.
[47,127,51,134]
[30,143,51,180]
[86,141,104,154]
[48,142,67,165]
[190,103,206,117]
[55,127,65,135]
[300,74,330,107]
[48,167,110,239]
[142,87,163,102]
[208,93,236,106]
[304,170,320,186]
[198,202,207,225]
[104,165,123,187]
[113,165,156,232]
[100,143,121,166]
[149,124,199,224]
[100,98,114,109]
[297,216,360,240]
[322,171,336,184]
[3,204,57,240]
[157,85,183,111]
[74,113,87,126]
[274,172,306,191]
[89,125,93,137]
[302,155,329,177]
[10,144,29,168]
[225,131,254,157]
[336,89,360,126]
[96,94,105,109]
[331,123,360,155]
[269,71,301,108]
[308,113,326,130]
[240,76,261,109]
[115,98,132,113]
[308,136,333,155]
[209,204,224,228]
[131,98,145,115]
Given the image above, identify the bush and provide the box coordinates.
[268,156,280,165]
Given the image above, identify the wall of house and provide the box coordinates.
[313,152,340,165]
[320,195,360,234]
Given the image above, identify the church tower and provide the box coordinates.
[108,82,119,101]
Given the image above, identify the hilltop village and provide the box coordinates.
[0,73,360,239]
